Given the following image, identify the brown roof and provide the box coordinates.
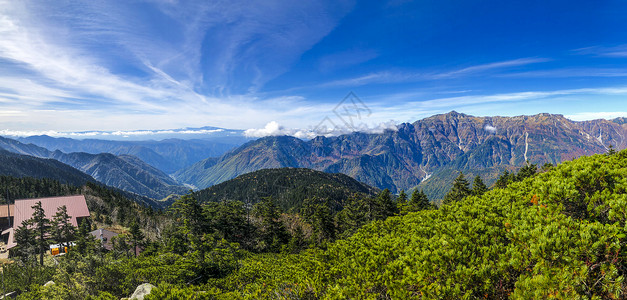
[0,204,14,219]
[13,195,90,228]
[6,195,90,249]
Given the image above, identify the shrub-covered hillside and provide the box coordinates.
[12,150,627,299]
[191,150,627,298]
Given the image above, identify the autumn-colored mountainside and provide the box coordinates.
[175,112,627,198]
[193,167,378,211]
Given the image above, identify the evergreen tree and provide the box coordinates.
[171,194,208,238]
[442,172,471,205]
[516,162,537,181]
[128,221,145,257]
[336,195,368,236]
[396,190,408,212]
[373,189,397,220]
[471,175,488,196]
[13,220,36,264]
[607,144,617,156]
[51,205,76,253]
[301,197,335,246]
[253,197,289,252]
[30,201,50,266]
[75,219,96,255]
[541,162,554,173]
[494,170,512,189]
[205,200,247,244]
[408,189,431,212]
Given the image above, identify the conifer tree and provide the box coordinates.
[51,205,76,253]
[30,201,50,266]
[607,144,616,156]
[494,170,512,189]
[14,220,36,263]
[253,197,288,252]
[374,189,397,220]
[471,175,488,196]
[75,219,96,255]
[516,162,537,181]
[409,189,431,211]
[396,190,408,212]
[442,172,471,205]
[129,221,145,257]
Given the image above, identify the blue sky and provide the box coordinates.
[1,0,627,138]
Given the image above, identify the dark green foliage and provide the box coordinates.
[494,170,513,188]
[253,197,289,252]
[607,144,616,155]
[400,189,431,214]
[193,168,378,212]
[396,190,407,205]
[204,200,248,244]
[13,220,37,263]
[471,175,488,196]
[0,176,81,201]
[0,149,96,187]
[494,162,538,189]
[515,161,537,181]
[30,201,50,266]
[373,189,397,220]
[442,172,471,205]
[51,205,76,252]
[75,219,97,256]
[301,197,336,247]
[128,221,145,257]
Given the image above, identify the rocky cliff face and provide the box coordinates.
[175,112,627,195]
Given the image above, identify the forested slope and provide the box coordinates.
[12,149,627,299]
[195,149,627,298]
[194,168,378,211]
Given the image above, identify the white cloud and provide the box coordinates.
[484,125,497,133]
[245,120,399,139]
[565,112,627,121]
[0,128,227,138]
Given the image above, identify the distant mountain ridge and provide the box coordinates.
[17,135,248,173]
[175,112,627,198]
[0,136,187,199]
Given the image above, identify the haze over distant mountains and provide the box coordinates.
[17,135,249,174]
[175,112,627,199]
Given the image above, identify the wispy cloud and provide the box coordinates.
[499,68,627,78]
[0,0,355,131]
[573,45,627,57]
[318,57,549,88]
[431,57,550,79]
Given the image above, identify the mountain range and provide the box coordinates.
[175,112,627,199]
[16,135,248,174]
[0,136,187,199]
